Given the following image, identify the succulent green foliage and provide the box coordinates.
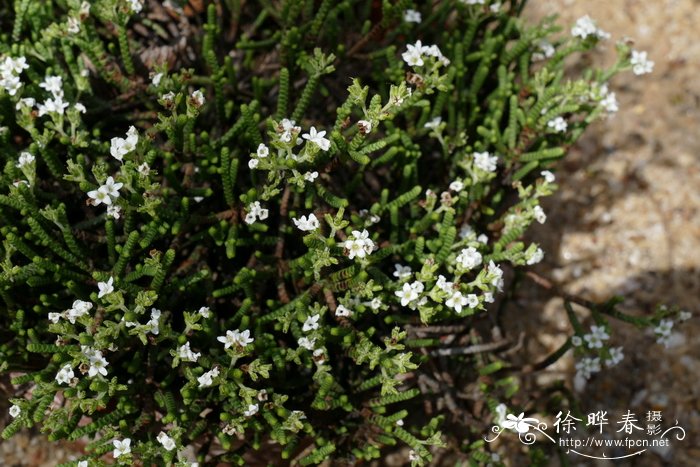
[0,0,662,465]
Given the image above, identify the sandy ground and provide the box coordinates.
[2,1,700,465]
[504,0,700,465]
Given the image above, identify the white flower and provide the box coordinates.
[304,171,319,182]
[48,312,61,323]
[526,247,544,265]
[302,127,331,151]
[679,310,692,321]
[456,247,482,270]
[571,15,609,40]
[424,116,442,130]
[39,75,64,97]
[9,405,20,418]
[393,264,412,279]
[15,97,35,110]
[369,297,382,310]
[156,431,176,451]
[402,40,429,67]
[445,290,468,313]
[630,50,654,75]
[244,403,259,417]
[244,201,269,225]
[112,438,131,458]
[178,342,201,362]
[37,96,69,116]
[16,152,34,168]
[466,294,479,308]
[128,0,143,13]
[303,314,320,332]
[111,126,139,161]
[571,335,583,347]
[583,325,609,349]
[344,229,375,259]
[436,275,453,292]
[103,176,124,199]
[473,151,498,172]
[97,277,114,298]
[298,336,316,350]
[198,306,211,318]
[335,305,352,317]
[490,2,502,13]
[404,9,422,23]
[107,205,121,219]
[357,120,372,134]
[532,40,555,61]
[395,282,419,307]
[533,205,547,224]
[605,346,624,367]
[575,357,601,379]
[67,299,93,323]
[449,180,464,192]
[487,261,504,290]
[601,92,618,113]
[55,364,74,385]
[78,461,88,467]
[547,116,567,133]
[217,329,254,349]
[483,292,495,303]
[197,367,220,388]
[151,72,164,86]
[292,214,320,231]
[256,143,269,158]
[67,17,80,34]
[540,170,556,183]
[74,103,87,113]
[654,319,673,337]
[408,449,419,462]
[88,354,109,377]
[313,348,326,364]
[191,89,205,107]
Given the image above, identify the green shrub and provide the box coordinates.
[0,0,675,465]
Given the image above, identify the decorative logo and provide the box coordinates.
[484,405,686,460]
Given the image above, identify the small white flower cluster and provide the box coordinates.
[473,151,498,173]
[49,299,93,324]
[87,176,123,221]
[125,307,161,335]
[249,143,269,169]
[575,356,601,380]
[395,280,425,308]
[402,40,450,68]
[82,346,109,378]
[244,201,269,224]
[653,319,674,348]
[110,126,139,162]
[0,56,28,96]
[217,328,254,349]
[292,213,320,231]
[456,246,482,271]
[197,366,220,388]
[547,116,567,133]
[38,75,70,116]
[178,341,201,362]
[532,40,555,62]
[55,363,75,385]
[596,84,618,114]
[571,15,610,40]
[156,431,176,451]
[16,151,34,169]
[344,229,375,259]
[403,9,421,23]
[582,325,609,349]
[630,50,654,76]
[128,0,143,14]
